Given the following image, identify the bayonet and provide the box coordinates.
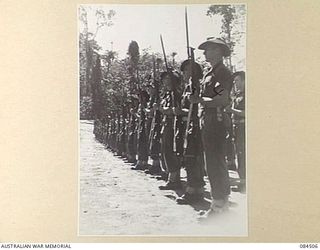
[160,34,169,71]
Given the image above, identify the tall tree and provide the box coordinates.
[207,4,246,71]
[127,41,140,95]
[102,50,117,75]
[79,6,115,118]
[91,54,105,119]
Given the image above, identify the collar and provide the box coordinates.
[211,60,224,71]
[204,61,223,76]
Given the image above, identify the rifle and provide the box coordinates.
[183,7,198,156]
[160,35,168,71]
[160,34,178,152]
[148,55,159,152]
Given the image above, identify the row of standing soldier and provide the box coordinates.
[93,37,245,217]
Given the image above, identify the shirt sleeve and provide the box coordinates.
[215,65,233,93]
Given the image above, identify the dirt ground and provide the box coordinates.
[79,120,247,236]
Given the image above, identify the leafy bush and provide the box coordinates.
[80,96,93,120]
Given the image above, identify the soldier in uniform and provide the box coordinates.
[103,116,109,147]
[225,71,246,193]
[158,70,182,190]
[132,90,150,170]
[96,119,103,142]
[115,113,122,156]
[145,77,154,151]
[110,113,117,152]
[106,115,112,149]
[175,59,206,204]
[189,37,233,215]
[119,105,128,158]
[126,97,138,164]
[145,80,163,175]
[93,119,98,139]
[224,101,237,171]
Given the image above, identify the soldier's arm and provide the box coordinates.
[180,108,189,116]
[161,107,174,115]
[144,107,151,114]
[201,88,229,107]
[176,107,185,116]
[188,89,229,107]
[228,107,245,117]
[152,102,160,111]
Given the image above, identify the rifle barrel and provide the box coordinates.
[160,34,169,71]
[185,7,190,58]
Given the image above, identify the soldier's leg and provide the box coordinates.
[131,131,137,163]
[201,114,230,203]
[187,124,206,191]
[118,133,124,156]
[187,154,206,190]
[134,121,149,168]
[146,117,152,153]
[165,123,180,179]
[225,128,237,170]
[159,122,181,190]
[115,134,120,155]
[160,125,170,173]
[235,123,246,192]
[139,131,149,163]
[127,132,137,163]
[160,135,168,173]
[145,139,162,175]
[176,155,205,204]
[121,133,127,158]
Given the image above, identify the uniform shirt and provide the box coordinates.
[181,82,200,121]
[160,91,180,119]
[181,85,190,114]
[198,61,233,118]
[147,94,158,110]
[137,104,146,134]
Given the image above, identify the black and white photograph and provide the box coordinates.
[78,4,246,236]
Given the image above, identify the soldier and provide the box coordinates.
[145,78,154,150]
[110,113,117,152]
[225,71,246,193]
[126,97,138,164]
[119,105,128,158]
[175,59,206,204]
[189,37,233,215]
[106,115,112,149]
[158,70,182,190]
[95,119,102,142]
[132,90,150,170]
[224,100,237,171]
[103,115,110,147]
[93,119,98,139]
[145,81,163,175]
[123,105,130,161]
[115,113,122,156]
